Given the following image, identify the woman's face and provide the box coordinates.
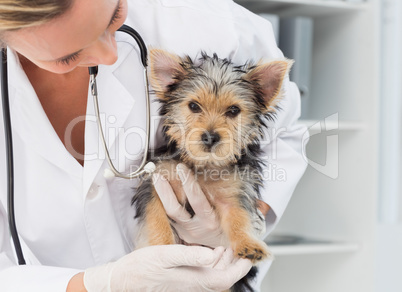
[5,0,128,74]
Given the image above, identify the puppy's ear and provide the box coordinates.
[246,59,293,111]
[149,49,186,96]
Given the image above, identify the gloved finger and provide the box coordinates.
[214,258,253,290]
[152,174,191,222]
[158,245,225,269]
[226,258,253,284]
[212,247,234,269]
[201,256,253,291]
[176,163,214,218]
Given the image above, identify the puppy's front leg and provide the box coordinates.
[220,204,270,263]
[144,188,176,246]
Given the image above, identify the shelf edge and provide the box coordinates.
[298,119,366,131]
[237,0,368,11]
[269,242,360,256]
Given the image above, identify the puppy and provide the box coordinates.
[132,49,292,291]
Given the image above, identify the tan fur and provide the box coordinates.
[145,192,176,245]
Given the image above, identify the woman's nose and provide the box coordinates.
[86,32,118,65]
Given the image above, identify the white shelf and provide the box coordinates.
[235,0,368,17]
[269,241,360,256]
[298,119,366,133]
[265,234,360,256]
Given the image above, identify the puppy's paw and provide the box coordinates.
[235,239,270,263]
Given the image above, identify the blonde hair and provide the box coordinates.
[0,0,72,32]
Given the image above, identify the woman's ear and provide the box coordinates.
[245,59,293,111]
[149,48,186,97]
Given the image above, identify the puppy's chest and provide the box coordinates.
[155,160,243,206]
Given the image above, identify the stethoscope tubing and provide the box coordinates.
[1,48,26,265]
[118,24,147,67]
[89,24,155,179]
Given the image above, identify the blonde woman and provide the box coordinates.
[0,0,307,291]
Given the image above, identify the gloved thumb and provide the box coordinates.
[159,245,225,268]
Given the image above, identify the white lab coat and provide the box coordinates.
[0,0,308,291]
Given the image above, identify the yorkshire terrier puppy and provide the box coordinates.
[132,49,292,291]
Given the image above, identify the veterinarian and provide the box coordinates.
[0,0,307,291]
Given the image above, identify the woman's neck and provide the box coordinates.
[19,53,90,166]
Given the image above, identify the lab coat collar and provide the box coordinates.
[7,43,137,195]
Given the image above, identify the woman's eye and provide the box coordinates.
[109,2,123,26]
[56,52,80,66]
[188,102,202,113]
[225,105,241,118]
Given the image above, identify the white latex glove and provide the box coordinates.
[84,245,252,292]
[153,163,266,248]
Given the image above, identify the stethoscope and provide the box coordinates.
[0,24,155,265]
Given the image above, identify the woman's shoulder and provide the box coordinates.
[125,0,277,62]
[127,0,263,23]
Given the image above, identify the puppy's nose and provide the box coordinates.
[201,131,221,148]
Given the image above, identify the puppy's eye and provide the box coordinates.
[189,102,202,113]
[226,105,241,118]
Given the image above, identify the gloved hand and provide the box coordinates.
[84,245,252,292]
[153,163,266,248]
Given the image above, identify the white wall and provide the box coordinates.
[376,0,402,290]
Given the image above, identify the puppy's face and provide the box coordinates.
[149,49,292,168]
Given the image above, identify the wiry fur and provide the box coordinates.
[132,49,292,292]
